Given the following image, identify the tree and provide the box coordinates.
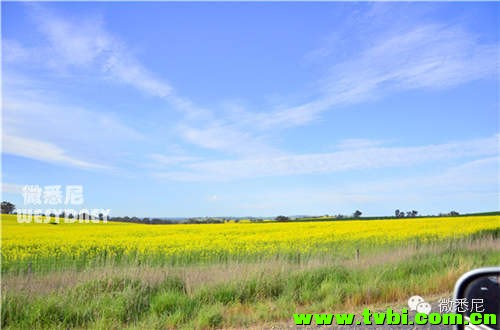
[353,210,362,218]
[395,209,400,217]
[449,211,460,216]
[411,210,418,217]
[275,215,290,222]
[1,201,15,214]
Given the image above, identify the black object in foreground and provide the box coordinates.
[453,267,500,330]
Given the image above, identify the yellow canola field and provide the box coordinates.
[1,214,499,268]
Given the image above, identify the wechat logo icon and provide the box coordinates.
[408,295,432,315]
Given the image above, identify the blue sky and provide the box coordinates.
[2,2,499,217]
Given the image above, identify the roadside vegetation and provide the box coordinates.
[1,212,499,329]
[2,234,498,329]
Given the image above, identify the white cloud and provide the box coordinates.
[3,134,109,169]
[3,95,143,143]
[12,5,233,155]
[6,4,499,164]
[18,4,175,101]
[35,12,110,67]
[173,18,499,143]
[255,23,499,129]
[27,4,221,125]
[177,122,283,157]
[2,76,144,170]
[102,52,173,98]
[154,135,499,181]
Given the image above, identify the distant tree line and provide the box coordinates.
[0,201,474,224]
[108,216,177,224]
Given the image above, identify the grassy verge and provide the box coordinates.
[2,235,498,329]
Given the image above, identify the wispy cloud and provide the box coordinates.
[256,23,499,129]
[218,156,499,216]
[3,94,143,143]
[154,135,499,181]
[3,134,109,169]
[177,122,283,157]
[2,72,143,170]
[3,3,497,216]
[5,4,498,170]
[171,10,499,150]
[11,4,251,156]
[25,3,215,124]
[27,4,174,99]
[343,156,499,196]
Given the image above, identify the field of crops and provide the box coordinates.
[2,214,499,273]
